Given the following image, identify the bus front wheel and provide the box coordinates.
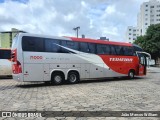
[51,73,64,85]
[128,70,135,79]
[68,72,79,84]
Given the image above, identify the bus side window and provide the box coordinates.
[124,47,134,56]
[110,46,116,55]
[22,36,44,52]
[88,43,96,54]
[97,44,110,54]
[80,42,89,53]
[62,41,79,50]
[45,39,60,53]
[115,46,123,55]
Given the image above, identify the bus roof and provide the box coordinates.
[66,37,132,47]
[18,33,132,47]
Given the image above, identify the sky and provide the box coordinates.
[0,0,150,42]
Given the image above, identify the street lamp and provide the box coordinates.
[73,26,80,38]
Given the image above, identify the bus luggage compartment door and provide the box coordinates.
[23,64,44,81]
[43,64,50,81]
[81,64,90,79]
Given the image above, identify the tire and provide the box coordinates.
[44,81,50,85]
[128,70,135,79]
[68,72,79,84]
[51,73,63,85]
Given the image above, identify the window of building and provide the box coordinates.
[145,14,148,16]
[129,33,132,35]
[145,9,148,11]
[145,23,148,25]
[129,29,131,31]
[146,5,148,7]
[150,6,154,8]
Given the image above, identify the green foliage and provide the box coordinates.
[133,24,160,63]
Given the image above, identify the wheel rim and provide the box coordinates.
[54,75,62,83]
[69,74,77,83]
[129,72,134,78]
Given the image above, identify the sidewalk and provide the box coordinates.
[147,66,160,73]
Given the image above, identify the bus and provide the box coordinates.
[0,48,12,77]
[11,33,149,84]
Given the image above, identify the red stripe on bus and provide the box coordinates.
[65,37,132,46]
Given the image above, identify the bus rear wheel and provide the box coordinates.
[51,73,63,85]
[128,70,135,79]
[68,72,79,84]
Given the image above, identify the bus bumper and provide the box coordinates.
[12,74,23,81]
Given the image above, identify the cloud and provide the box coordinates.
[0,0,152,42]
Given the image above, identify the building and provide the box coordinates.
[126,0,160,43]
[126,26,137,43]
[0,28,25,48]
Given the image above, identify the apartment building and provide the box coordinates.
[126,0,160,43]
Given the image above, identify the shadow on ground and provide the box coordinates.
[15,77,144,88]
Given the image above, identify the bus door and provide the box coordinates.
[139,55,147,75]
[137,52,150,75]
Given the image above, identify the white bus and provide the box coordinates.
[11,33,148,84]
[0,48,12,77]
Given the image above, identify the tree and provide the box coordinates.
[134,24,160,64]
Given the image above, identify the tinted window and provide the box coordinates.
[22,36,44,52]
[97,44,110,54]
[133,46,143,52]
[123,47,134,56]
[0,50,11,59]
[115,46,124,55]
[110,46,116,55]
[88,43,96,53]
[115,46,134,56]
[61,41,79,50]
[45,39,61,53]
[80,42,89,53]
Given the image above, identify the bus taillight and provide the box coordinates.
[11,49,22,74]
[12,61,22,74]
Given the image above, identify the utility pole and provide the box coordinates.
[73,26,80,38]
